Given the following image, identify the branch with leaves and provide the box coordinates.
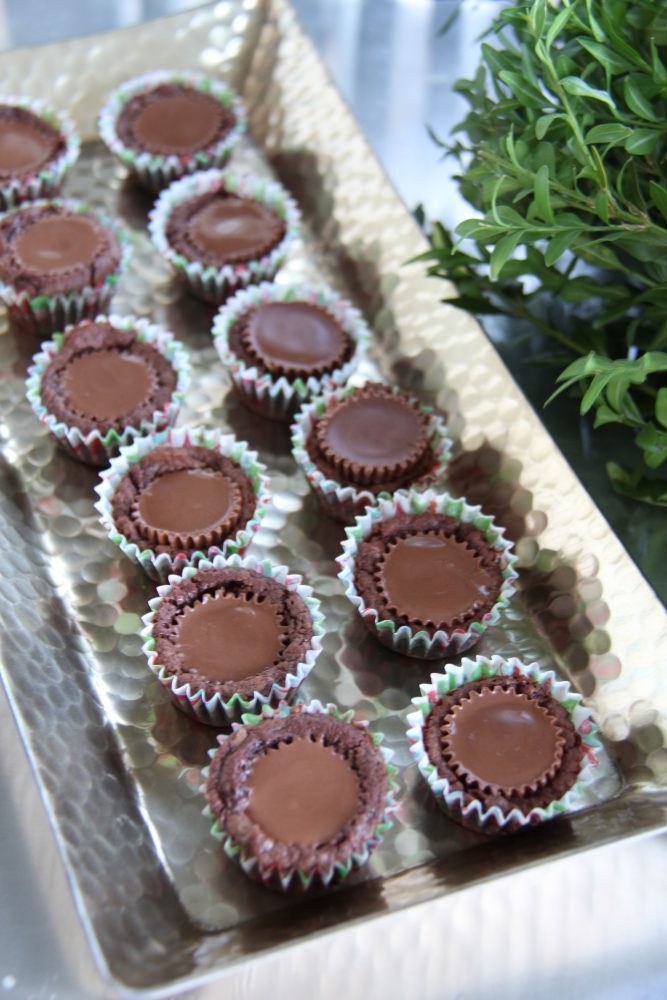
[421,0,667,505]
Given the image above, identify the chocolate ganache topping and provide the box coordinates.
[229,301,353,379]
[166,191,286,268]
[116,83,236,157]
[0,203,121,297]
[39,320,177,436]
[306,383,435,491]
[110,445,257,557]
[152,565,314,702]
[353,511,504,636]
[0,105,64,180]
[423,674,585,816]
[205,709,389,880]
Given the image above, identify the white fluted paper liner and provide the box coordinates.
[212,281,370,421]
[291,384,453,524]
[148,168,300,304]
[0,96,80,209]
[406,655,602,834]
[25,313,191,466]
[0,198,132,338]
[94,425,271,582]
[98,70,246,191]
[337,488,519,658]
[201,699,399,891]
[140,553,324,726]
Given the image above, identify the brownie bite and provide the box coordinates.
[0,104,66,183]
[205,706,393,889]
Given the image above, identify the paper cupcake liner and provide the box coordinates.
[98,70,246,192]
[211,281,371,422]
[94,425,271,582]
[0,198,132,339]
[337,488,519,659]
[148,169,300,304]
[406,655,602,834]
[25,313,191,467]
[0,96,80,209]
[141,552,325,726]
[201,699,398,891]
[291,384,453,524]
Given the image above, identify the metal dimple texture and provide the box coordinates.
[0,0,664,992]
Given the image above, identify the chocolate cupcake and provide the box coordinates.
[291,382,452,523]
[337,488,518,658]
[0,97,79,208]
[407,655,601,834]
[26,314,190,466]
[141,554,324,725]
[203,700,397,890]
[149,169,299,304]
[0,198,130,337]
[94,426,270,581]
[212,282,370,421]
[98,70,245,191]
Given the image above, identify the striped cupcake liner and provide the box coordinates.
[202,699,398,891]
[406,655,601,834]
[148,169,300,304]
[291,383,453,524]
[94,425,271,582]
[337,488,519,659]
[141,552,325,726]
[98,70,246,192]
[0,96,80,209]
[212,281,370,422]
[25,313,191,466]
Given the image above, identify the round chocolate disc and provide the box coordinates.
[246,736,360,847]
[137,468,241,535]
[14,215,102,274]
[245,301,348,375]
[177,591,285,682]
[443,686,563,793]
[0,110,58,177]
[379,531,499,627]
[132,90,226,155]
[62,350,155,421]
[322,393,422,469]
[189,195,282,263]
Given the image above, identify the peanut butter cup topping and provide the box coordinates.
[135,467,243,547]
[14,215,102,273]
[315,384,429,486]
[116,83,236,156]
[241,301,350,378]
[0,105,62,178]
[246,736,360,847]
[377,530,500,629]
[177,591,287,682]
[441,685,565,797]
[62,351,155,421]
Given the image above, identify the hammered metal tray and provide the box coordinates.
[0,0,666,993]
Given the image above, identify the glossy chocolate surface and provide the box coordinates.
[322,393,421,468]
[190,197,279,260]
[137,468,239,535]
[133,91,225,155]
[247,301,347,373]
[443,686,562,792]
[14,215,101,274]
[246,736,360,847]
[380,531,499,627]
[61,351,154,421]
[177,591,285,682]
[0,107,60,178]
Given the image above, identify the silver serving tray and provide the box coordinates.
[0,0,666,993]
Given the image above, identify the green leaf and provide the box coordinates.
[594,404,627,428]
[623,75,659,121]
[490,231,524,279]
[585,123,633,143]
[535,113,566,139]
[530,0,548,39]
[546,6,573,49]
[606,463,667,506]
[636,423,667,469]
[649,181,667,223]
[561,76,617,109]
[581,372,616,414]
[533,164,554,224]
[544,229,580,266]
[438,6,459,36]
[498,70,543,106]
[657,388,667,429]
[578,38,633,73]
